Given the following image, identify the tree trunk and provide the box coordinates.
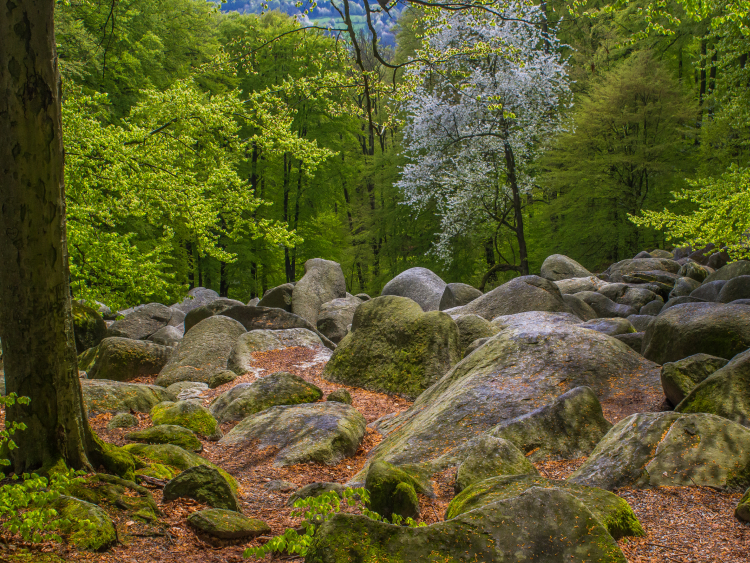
[0,0,123,475]
[503,142,529,275]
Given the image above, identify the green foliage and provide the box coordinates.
[243,487,424,560]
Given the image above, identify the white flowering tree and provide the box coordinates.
[398,2,570,286]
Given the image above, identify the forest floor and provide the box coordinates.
[0,347,748,562]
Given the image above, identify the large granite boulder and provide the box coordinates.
[608,258,680,282]
[562,294,598,321]
[316,295,362,344]
[539,254,591,281]
[307,487,626,563]
[221,305,335,350]
[227,328,324,375]
[184,298,244,333]
[574,291,636,318]
[569,412,750,491]
[163,465,239,511]
[148,325,183,347]
[108,303,179,340]
[454,436,538,492]
[453,315,499,354]
[257,283,295,311]
[219,402,366,466]
[209,371,322,423]
[553,276,608,295]
[439,283,483,310]
[356,315,660,482]
[86,337,171,382]
[660,353,729,406]
[489,386,612,462]
[718,275,750,303]
[641,302,750,364]
[580,317,635,336]
[678,261,710,283]
[381,267,447,313]
[690,280,727,302]
[292,258,346,325]
[81,380,174,415]
[676,349,750,425]
[150,400,221,440]
[155,315,246,387]
[72,301,107,354]
[171,287,220,314]
[54,496,117,550]
[670,276,702,299]
[322,296,461,399]
[704,260,750,283]
[445,276,574,321]
[447,474,644,540]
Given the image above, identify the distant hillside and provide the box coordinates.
[220,0,403,46]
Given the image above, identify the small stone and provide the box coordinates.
[126,424,203,452]
[187,509,270,540]
[208,370,238,389]
[107,412,139,429]
[326,389,352,405]
[264,480,296,492]
[163,466,240,511]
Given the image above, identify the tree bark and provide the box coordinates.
[503,142,529,276]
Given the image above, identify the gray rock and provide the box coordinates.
[627,315,654,332]
[445,276,574,320]
[163,465,239,511]
[718,275,750,303]
[87,337,171,382]
[580,318,635,336]
[108,303,176,340]
[642,302,750,364]
[553,276,608,295]
[82,380,174,415]
[678,262,710,283]
[570,412,750,491]
[221,306,336,350]
[355,293,371,301]
[453,314,499,354]
[219,402,366,466]
[574,291,636,318]
[614,332,644,353]
[227,328,323,375]
[148,325,184,347]
[621,270,680,287]
[454,436,538,492]
[171,287,220,314]
[327,389,352,405]
[539,254,591,281]
[705,260,750,283]
[650,249,674,259]
[155,315,246,387]
[246,297,260,307]
[661,353,728,406]
[491,311,583,331]
[292,258,346,325]
[616,287,661,311]
[639,300,664,316]
[166,381,208,399]
[608,258,680,283]
[562,294,598,321]
[661,296,706,311]
[258,283,295,311]
[439,283,482,310]
[489,386,612,462]
[669,276,702,299]
[316,295,362,344]
[208,370,238,388]
[690,280,727,302]
[188,509,270,539]
[184,298,245,333]
[381,267,447,312]
[634,251,652,259]
[209,371,322,423]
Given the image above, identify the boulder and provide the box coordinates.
[614,332,644,353]
[627,315,654,332]
[166,381,208,400]
[615,287,661,311]
[82,380,174,415]
[489,386,612,462]
[187,509,270,539]
[356,316,660,481]
[227,329,323,375]
[633,251,652,259]
[439,283,482,310]
[257,283,295,311]
[454,436,538,492]
[209,371,322,423]
[246,297,260,307]
[155,315,246,387]
[184,298,245,333]
[365,461,422,520]
[125,424,203,452]
[54,496,117,550]
[148,325,183,347]
[639,299,664,316]
[569,412,750,491]
[608,258,680,282]
[327,389,352,404]
[163,465,239,511]
[491,310,582,331]
[107,412,139,429]
[151,400,221,440]
[72,301,107,354]
[650,249,674,259]
[322,296,461,399]
[574,291,636,318]
[737,488,750,522]
[580,318,635,336]
[87,337,171,382]
[678,261,709,283]
[719,275,750,303]
[561,294,598,321]
[670,277,702,299]
[539,254,591,281]
[208,370,237,388]
[108,303,177,340]
[307,487,626,563]
[676,349,750,425]
[381,267,447,312]
[641,302,750,364]
[447,474,643,540]
[355,293,371,301]
[661,295,705,311]
[316,295,362,344]
[704,260,750,283]
[171,287,220,314]
[660,353,729,406]
[67,473,159,523]
[288,482,346,505]
[690,280,727,302]
[292,258,347,325]
[221,306,335,350]
[444,276,574,321]
[219,402,366,466]
[453,315,499,354]
[553,276,608,295]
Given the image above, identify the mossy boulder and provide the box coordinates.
[227,329,323,375]
[54,496,117,551]
[704,260,750,283]
[155,315,247,387]
[453,314,498,355]
[135,463,180,480]
[219,402,366,466]
[454,436,538,492]
[107,412,139,429]
[67,473,160,523]
[150,400,221,440]
[736,488,750,522]
[447,474,644,539]
[365,461,422,521]
[209,371,322,423]
[322,296,461,399]
[221,305,336,350]
[292,258,347,325]
[306,487,626,563]
[72,301,107,354]
[489,386,613,462]
[86,337,171,382]
[676,349,750,425]
[208,370,238,388]
[122,443,238,492]
[661,353,729,406]
[148,325,184,347]
[82,380,174,415]
[187,509,270,539]
[676,262,709,284]
[287,482,347,506]
[607,257,680,283]
[327,389,352,405]
[126,424,203,452]
[569,412,750,491]
[163,465,239,511]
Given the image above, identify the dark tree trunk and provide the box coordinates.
[503,142,529,276]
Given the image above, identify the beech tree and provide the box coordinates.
[398,2,570,285]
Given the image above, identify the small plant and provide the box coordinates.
[244,487,426,559]
[0,394,88,543]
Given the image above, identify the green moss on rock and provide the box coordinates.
[187,509,270,539]
[365,461,422,521]
[163,466,239,511]
[54,496,117,551]
[151,400,221,440]
[126,424,202,452]
[454,436,538,492]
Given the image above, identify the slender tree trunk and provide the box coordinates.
[503,142,529,275]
